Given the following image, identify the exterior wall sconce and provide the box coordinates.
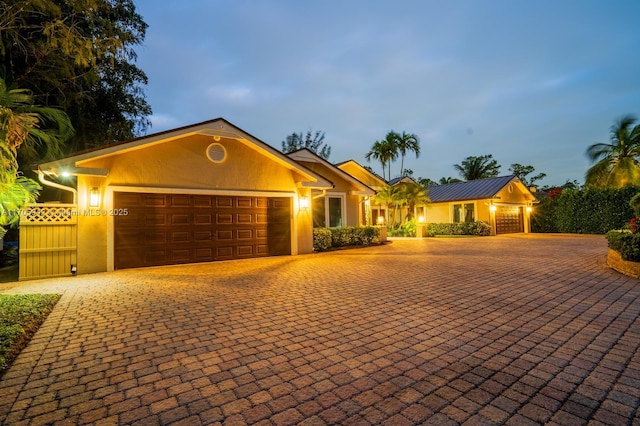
[418,216,425,223]
[89,187,100,207]
[299,196,310,210]
[526,206,532,213]
[377,215,385,225]
[489,205,497,212]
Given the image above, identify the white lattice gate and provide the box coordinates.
[19,204,78,281]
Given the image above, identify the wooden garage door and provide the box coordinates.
[114,193,291,269]
[495,206,524,234]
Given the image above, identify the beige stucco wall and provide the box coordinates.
[75,135,312,273]
[296,161,364,228]
[426,203,450,223]
[337,162,385,189]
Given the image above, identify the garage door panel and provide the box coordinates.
[170,195,191,207]
[217,214,233,224]
[144,194,167,207]
[237,213,252,224]
[216,197,233,208]
[114,193,291,269]
[496,206,524,234]
[144,214,166,225]
[171,249,191,262]
[194,214,212,224]
[237,198,253,208]
[171,231,191,243]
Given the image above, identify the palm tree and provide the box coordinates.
[585,115,640,188]
[365,137,397,181]
[0,78,73,238]
[439,177,463,185]
[0,78,73,165]
[395,131,420,177]
[373,185,401,228]
[454,154,501,181]
[397,181,430,220]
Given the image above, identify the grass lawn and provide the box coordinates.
[0,294,61,375]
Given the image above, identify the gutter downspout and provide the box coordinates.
[37,169,78,205]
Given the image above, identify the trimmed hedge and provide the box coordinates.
[533,186,638,234]
[425,221,491,237]
[606,230,640,262]
[313,226,381,251]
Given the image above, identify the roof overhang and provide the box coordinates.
[36,118,333,189]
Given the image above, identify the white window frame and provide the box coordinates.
[325,193,346,228]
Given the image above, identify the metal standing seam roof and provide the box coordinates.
[426,175,519,202]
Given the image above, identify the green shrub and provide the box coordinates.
[630,193,640,219]
[389,219,417,237]
[606,230,640,261]
[313,226,380,251]
[313,228,332,251]
[425,221,490,236]
[534,186,637,234]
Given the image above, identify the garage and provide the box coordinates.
[495,206,524,234]
[114,192,291,269]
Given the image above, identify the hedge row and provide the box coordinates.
[606,230,640,262]
[313,226,381,251]
[533,186,638,234]
[426,221,491,237]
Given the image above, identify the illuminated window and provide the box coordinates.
[312,196,345,228]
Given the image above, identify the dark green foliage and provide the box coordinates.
[313,226,381,251]
[281,130,331,159]
[389,219,417,237]
[425,221,491,236]
[454,154,501,181]
[1,0,151,157]
[533,187,637,234]
[313,228,332,251]
[0,294,61,373]
[630,193,640,218]
[606,230,640,261]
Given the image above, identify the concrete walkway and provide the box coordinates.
[1,235,638,425]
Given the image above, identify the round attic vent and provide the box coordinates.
[206,142,227,163]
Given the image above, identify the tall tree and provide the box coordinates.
[509,163,546,187]
[394,131,420,177]
[1,0,151,155]
[454,154,501,181]
[0,78,73,238]
[396,181,430,220]
[439,177,463,185]
[365,137,397,181]
[281,130,331,159]
[585,115,640,188]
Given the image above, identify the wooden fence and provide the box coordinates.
[19,204,78,281]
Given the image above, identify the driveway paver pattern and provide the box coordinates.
[0,234,639,425]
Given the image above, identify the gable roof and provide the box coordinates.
[427,175,530,202]
[389,176,418,186]
[37,118,333,189]
[335,159,387,188]
[286,149,375,195]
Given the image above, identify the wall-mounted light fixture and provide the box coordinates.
[377,215,385,225]
[418,216,425,223]
[489,205,497,212]
[89,187,100,207]
[526,206,532,213]
[299,195,310,210]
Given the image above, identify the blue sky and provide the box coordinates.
[133,0,640,186]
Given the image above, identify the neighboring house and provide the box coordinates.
[32,118,335,274]
[425,175,537,235]
[286,149,376,228]
[335,160,387,225]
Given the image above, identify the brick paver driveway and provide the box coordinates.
[1,234,639,425]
